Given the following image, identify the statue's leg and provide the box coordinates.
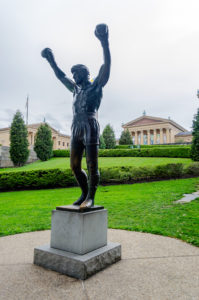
[80,145,99,209]
[70,140,88,205]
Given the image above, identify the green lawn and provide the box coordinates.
[0,157,192,173]
[0,177,199,246]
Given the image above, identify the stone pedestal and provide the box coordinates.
[51,207,107,254]
[34,205,121,279]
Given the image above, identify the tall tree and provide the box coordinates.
[191,108,199,161]
[102,124,116,149]
[119,129,132,145]
[34,123,53,161]
[10,110,29,166]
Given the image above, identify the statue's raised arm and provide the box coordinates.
[94,24,111,87]
[41,48,75,93]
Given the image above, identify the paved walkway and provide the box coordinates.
[0,229,199,300]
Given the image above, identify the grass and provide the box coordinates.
[0,157,192,173]
[0,177,199,246]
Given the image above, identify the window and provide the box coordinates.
[58,141,61,145]
[63,142,65,146]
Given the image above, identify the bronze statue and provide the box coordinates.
[41,24,111,209]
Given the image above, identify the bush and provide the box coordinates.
[98,147,190,158]
[115,145,132,149]
[9,111,29,166]
[34,123,53,161]
[53,147,191,158]
[1,162,199,191]
[102,124,116,149]
[0,169,75,191]
[140,144,191,148]
[191,107,199,161]
[119,130,132,145]
[53,150,70,157]
[184,162,199,176]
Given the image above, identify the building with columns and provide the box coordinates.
[122,115,192,145]
[0,123,71,150]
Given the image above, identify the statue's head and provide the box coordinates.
[71,64,90,84]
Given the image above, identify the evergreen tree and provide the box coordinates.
[102,124,116,149]
[119,129,132,145]
[9,110,29,167]
[191,108,199,161]
[99,135,106,149]
[34,123,53,161]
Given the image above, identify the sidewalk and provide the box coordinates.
[0,229,199,300]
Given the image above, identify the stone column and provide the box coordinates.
[166,128,170,144]
[140,130,144,145]
[135,131,138,145]
[154,129,157,144]
[147,130,150,145]
[160,128,163,144]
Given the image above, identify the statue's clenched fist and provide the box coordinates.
[41,48,54,62]
[95,24,109,43]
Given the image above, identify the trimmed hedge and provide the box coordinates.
[0,169,75,190]
[53,150,70,157]
[99,147,191,158]
[1,162,199,191]
[140,144,191,148]
[53,147,191,158]
[115,144,191,149]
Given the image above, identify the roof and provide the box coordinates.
[0,122,70,138]
[122,115,187,132]
[175,131,192,136]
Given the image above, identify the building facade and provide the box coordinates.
[122,115,192,145]
[0,123,71,150]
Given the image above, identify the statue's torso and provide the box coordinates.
[72,83,102,116]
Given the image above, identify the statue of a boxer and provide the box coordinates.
[41,24,111,209]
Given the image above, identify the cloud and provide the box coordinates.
[1,0,199,137]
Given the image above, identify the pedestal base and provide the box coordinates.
[34,242,121,280]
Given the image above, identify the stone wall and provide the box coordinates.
[0,146,38,168]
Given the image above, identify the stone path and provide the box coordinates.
[174,191,199,204]
[0,229,199,300]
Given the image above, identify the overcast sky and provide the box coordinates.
[1,0,199,137]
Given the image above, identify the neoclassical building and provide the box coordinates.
[122,115,192,145]
[0,123,71,150]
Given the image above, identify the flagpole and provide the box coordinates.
[26,95,29,125]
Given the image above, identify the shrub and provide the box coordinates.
[34,123,53,161]
[119,130,132,145]
[115,145,132,149]
[53,150,70,157]
[9,110,29,167]
[140,144,191,148]
[53,147,191,158]
[184,162,199,176]
[0,169,75,191]
[102,124,116,149]
[98,147,190,158]
[1,162,199,191]
[191,108,199,161]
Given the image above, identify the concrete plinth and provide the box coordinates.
[34,242,121,280]
[51,207,107,255]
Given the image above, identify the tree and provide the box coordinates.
[34,123,53,161]
[9,110,29,166]
[119,129,132,145]
[102,124,116,149]
[99,135,106,149]
[191,108,199,161]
